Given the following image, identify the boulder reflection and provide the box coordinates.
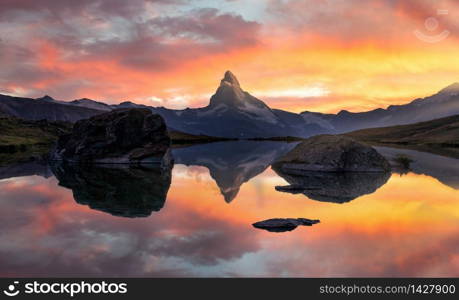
[273,168,390,203]
[51,163,172,217]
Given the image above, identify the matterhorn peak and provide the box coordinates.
[209,70,274,114]
[220,70,240,87]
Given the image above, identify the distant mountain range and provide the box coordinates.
[1,71,459,138]
[347,113,459,158]
[302,82,459,133]
[0,94,101,122]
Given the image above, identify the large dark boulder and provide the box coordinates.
[273,135,391,174]
[51,163,172,218]
[51,108,171,165]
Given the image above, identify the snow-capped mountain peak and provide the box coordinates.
[210,71,247,107]
[69,98,112,111]
[221,70,240,87]
[206,71,281,125]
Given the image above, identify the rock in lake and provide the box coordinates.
[273,135,391,174]
[252,218,320,233]
[51,108,172,165]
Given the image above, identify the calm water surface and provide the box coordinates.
[0,141,458,277]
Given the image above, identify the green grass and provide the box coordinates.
[346,114,459,145]
[0,115,72,165]
[346,114,459,158]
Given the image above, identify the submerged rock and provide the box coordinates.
[252,218,320,233]
[274,169,390,203]
[51,163,172,218]
[273,135,391,174]
[51,108,171,165]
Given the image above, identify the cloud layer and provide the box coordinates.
[1,0,459,112]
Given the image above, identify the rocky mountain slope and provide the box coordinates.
[0,72,332,138]
[347,114,459,146]
[346,114,459,158]
[302,83,459,133]
[0,94,102,122]
[147,71,328,138]
[2,72,459,138]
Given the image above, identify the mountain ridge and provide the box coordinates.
[1,71,459,138]
[346,114,459,158]
[0,94,102,122]
[302,82,459,133]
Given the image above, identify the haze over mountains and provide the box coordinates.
[0,94,101,123]
[1,71,459,138]
[147,71,327,138]
[302,82,459,133]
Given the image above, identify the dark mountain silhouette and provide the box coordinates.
[0,72,333,137]
[69,98,112,111]
[346,114,459,158]
[1,72,459,137]
[302,83,459,133]
[147,71,328,138]
[0,94,102,122]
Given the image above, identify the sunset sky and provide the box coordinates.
[1,0,459,113]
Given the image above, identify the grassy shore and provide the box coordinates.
[0,115,72,165]
[346,114,459,158]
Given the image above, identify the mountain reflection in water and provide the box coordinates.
[0,141,458,277]
[172,141,297,203]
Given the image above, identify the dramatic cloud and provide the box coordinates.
[1,0,459,112]
[266,0,459,41]
[0,0,261,105]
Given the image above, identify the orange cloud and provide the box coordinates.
[1,0,459,113]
